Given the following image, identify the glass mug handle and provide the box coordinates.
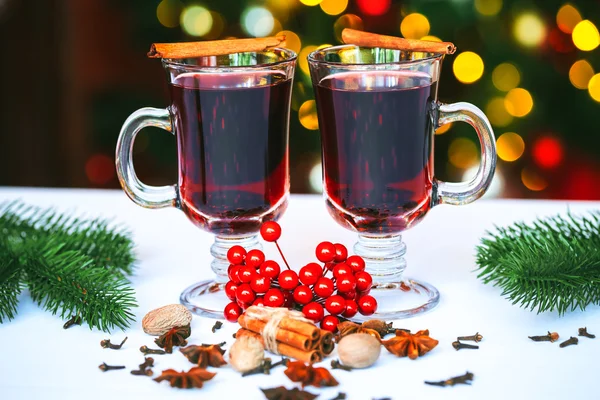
[434,102,497,206]
[115,107,178,208]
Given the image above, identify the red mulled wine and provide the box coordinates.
[170,71,292,235]
[315,71,437,234]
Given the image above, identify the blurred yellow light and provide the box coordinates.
[449,138,479,169]
[203,12,225,40]
[268,0,298,11]
[420,35,441,42]
[320,0,348,16]
[157,0,183,28]
[436,123,452,135]
[485,97,513,127]
[292,82,308,111]
[521,167,548,191]
[242,7,275,37]
[299,100,319,130]
[569,60,594,89]
[181,5,213,37]
[277,30,302,54]
[271,19,283,35]
[588,73,600,102]
[400,13,430,39]
[300,0,323,6]
[505,88,533,117]
[513,13,546,47]
[453,51,484,84]
[474,0,502,17]
[299,45,319,75]
[496,132,525,162]
[492,63,520,92]
[556,4,582,34]
[572,20,600,51]
[317,43,332,50]
[334,14,364,42]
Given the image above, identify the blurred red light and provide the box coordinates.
[356,0,391,16]
[85,154,115,185]
[548,28,574,53]
[532,137,564,169]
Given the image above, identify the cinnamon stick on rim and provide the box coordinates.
[148,35,286,59]
[341,28,456,55]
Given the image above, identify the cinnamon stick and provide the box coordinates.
[320,331,335,355]
[236,328,321,364]
[341,28,456,55]
[148,35,286,59]
[238,315,312,351]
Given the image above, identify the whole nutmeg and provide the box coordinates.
[337,333,381,369]
[228,336,265,373]
[142,304,192,336]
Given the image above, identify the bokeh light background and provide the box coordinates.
[1,0,599,199]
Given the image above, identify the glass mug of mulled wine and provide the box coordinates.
[308,46,496,319]
[116,49,297,318]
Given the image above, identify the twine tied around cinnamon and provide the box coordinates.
[245,306,313,354]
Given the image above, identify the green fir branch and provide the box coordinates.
[0,244,22,323]
[476,212,600,315]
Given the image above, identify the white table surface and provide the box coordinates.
[0,187,598,400]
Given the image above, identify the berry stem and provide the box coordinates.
[275,240,291,270]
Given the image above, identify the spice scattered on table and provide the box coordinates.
[260,386,317,400]
[98,363,125,372]
[131,357,154,376]
[528,332,559,342]
[578,327,595,338]
[212,321,223,333]
[63,315,82,329]
[330,360,352,372]
[140,345,166,355]
[559,337,578,348]
[154,367,216,389]
[155,325,191,353]
[337,333,381,368]
[425,372,474,387]
[142,304,192,336]
[180,343,227,368]
[382,329,438,359]
[100,337,128,350]
[457,332,483,342]
[229,335,265,373]
[452,340,479,351]
[284,361,339,388]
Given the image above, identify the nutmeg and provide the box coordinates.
[337,333,381,369]
[142,304,192,336]
[228,336,265,373]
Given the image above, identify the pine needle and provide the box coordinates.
[0,244,22,323]
[476,212,600,315]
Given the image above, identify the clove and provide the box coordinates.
[131,357,155,376]
[528,331,559,342]
[457,332,483,342]
[242,358,272,377]
[101,336,128,350]
[139,357,154,370]
[270,357,289,370]
[331,359,353,371]
[425,371,474,387]
[98,362,125,372]
[452,340,479,350]
[63,315,82,329]
[212,321,223,333]
[131,369,153,376]
[329,393,347,400]
[559,336,578,348]
[140,345,166,355]
[578,327,595,339]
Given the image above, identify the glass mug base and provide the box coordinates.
[180,280,230,319]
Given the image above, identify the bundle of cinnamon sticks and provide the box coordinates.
[236,307,334,364]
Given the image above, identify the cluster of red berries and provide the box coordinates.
[223,221,377,332]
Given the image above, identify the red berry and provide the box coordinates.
[260,221,282,242]
[250,275,271,294]
[263,288,285,307]
[325,295,346,315]
[235,283,256,304]
[252,296,265,307]
[332,263,353,279]
[320,315,340,332]
[324,262,337,271]
[302,302,325,323]
[299,263,323,286]
[225,281,239,301]
[316,241,336,263]
[313,277,335,298]
[259,260,281,279]
[337,275,357,293]
[338,290,357,300]
[355,271,373,292]
[278,269,299,290]
[346,255,366,272]
[227,245,246,265]
[333,243,348,262]
[238,265,258,283]
[293,285,313,305]
[227,264,241,283]
[358,295,377,315]
[224,302,242,322]
[342,300,358,318]
[246,249,265,268]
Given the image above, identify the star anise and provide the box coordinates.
[284,361,339,388]
[155,325,191,353]
[180,344,227,368]
[382,329,439,360]
[154,367,216,389]
[261,386,318,400]
[336,321,381,341]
